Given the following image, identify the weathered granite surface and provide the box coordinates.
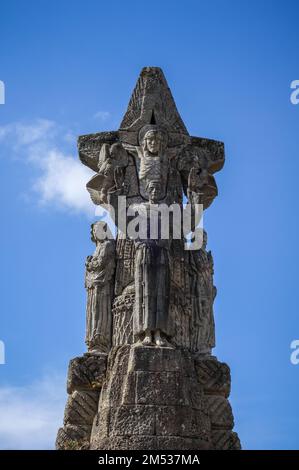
[57,347,240,450]
[56,353,106,450]
[90,346,211,450]
[56,67,241,450]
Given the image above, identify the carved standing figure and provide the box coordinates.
[85,222,115,353]
[132,126,172,347]
[189,230,216,355]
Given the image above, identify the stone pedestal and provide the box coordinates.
[57,346,240,450]
[90,345,210,450]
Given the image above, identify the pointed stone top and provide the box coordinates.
[78,68,224,175]
[119,67,188,145]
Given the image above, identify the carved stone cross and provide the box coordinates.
[56,68,241,451]
[78,67,225,211]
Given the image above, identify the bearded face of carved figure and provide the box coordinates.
[144,130,164,155]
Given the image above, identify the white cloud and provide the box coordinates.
[93,111,110,121]
[0,119,95,216]
[0,119,56,145]
[14,119,56,145]
[0,373,66,450]
[30,144,94,215]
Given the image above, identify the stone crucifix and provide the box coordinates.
[78,67,224,350]
[56,67,241,451]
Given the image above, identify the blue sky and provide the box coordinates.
[0,0,299,449]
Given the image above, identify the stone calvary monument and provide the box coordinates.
[56,67,241,450]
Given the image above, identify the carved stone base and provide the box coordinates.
[56,347,241,450]
[90,345,211,450]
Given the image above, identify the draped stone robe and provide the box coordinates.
[85,240,115,352]
[131,203,172,339]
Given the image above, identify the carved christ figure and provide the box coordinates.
[106,125,173,347]
[85,222,115,353]
[132,126,172,347]
[136,125,169,201]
